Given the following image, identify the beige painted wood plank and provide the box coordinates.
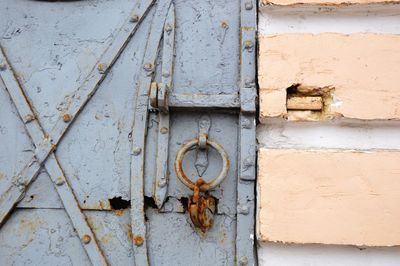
[260,0,400,6]
[258,148,400,246]
[259,33,400,122]
[287,96,323,110]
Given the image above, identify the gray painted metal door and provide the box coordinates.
[0,0,256,265]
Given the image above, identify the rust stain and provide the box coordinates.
[18,218,43,235]
[62,113,72,122]
[133,235,144,246]
[98,199,111,210]
[100,233,113,245]
[114,209,125,217]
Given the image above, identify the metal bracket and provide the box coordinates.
[195,115,211,177]
[237,0,257,265]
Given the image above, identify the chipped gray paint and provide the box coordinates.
[0,0,256,265]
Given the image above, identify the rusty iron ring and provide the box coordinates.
[174,138,229,192]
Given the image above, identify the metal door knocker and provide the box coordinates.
[174,138,229,232]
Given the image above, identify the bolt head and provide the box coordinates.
[24,114,35,123]
[0,63,7,71]
[239,256,248,265]
[143,63,153,72]
[130,14,139,23]
[132,147,142,156]
[97,63,107,74]
[241,119,252,129]
[244,40,253,49]
[158,179,167,188]
[164,23,172,33]
[245,2,253,10]
[81,234,91,244]
[239,205,250,215]
[55,176,65,186]
[133,235,144,246]
[160,127,169,134]
[63,114,72,123]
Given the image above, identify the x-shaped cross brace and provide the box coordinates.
[0,1,154,265]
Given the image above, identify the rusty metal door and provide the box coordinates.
[0,0,256,265]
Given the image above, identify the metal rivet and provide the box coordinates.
[0,62,7,71]
[24,114,35,123]
[82,234,91,244]
[239,205,250,215]
[132,147,142,156]
[130,14,139,23]
[239,256,248,265]
[63,114,72,123]
[245,2,253,10]
[221,21,229,29]
[55,176,65,186]
[97,63,107,74]
[133,235,144,246]
[241,119,251,129]
[160,127,169,134]
[243,157,254,168]
[164,23,172,33]
[162,72,170,78]
[143,63,153,72]
[244,40,253,50]
[244,78,254,87]
[158,179,167,188]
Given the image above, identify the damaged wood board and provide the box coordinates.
[257,148,400,246]
[258,33,400,122]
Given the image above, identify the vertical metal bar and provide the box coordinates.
[130,0,172,264]
[237,0,257,265]
[0,0,154,228]
[154,3,175,209]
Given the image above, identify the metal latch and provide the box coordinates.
[174,137,229,232]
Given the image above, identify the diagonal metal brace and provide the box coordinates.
[0,0,154,229]
[0,49,109,266]
[0,1,155,264]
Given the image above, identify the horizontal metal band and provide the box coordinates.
[168,93,240,108]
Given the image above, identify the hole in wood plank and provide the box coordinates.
[109,197,131,210]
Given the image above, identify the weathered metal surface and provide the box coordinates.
[0,48,107,265]
[237,0,257,265]
[129,0,172,264]
[153,3,175,209]
[147,209,236,266]
[188,179,217,232]
[0,0,257,265]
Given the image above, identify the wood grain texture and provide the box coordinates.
[259,33,400,122]
[258,148,400,246]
